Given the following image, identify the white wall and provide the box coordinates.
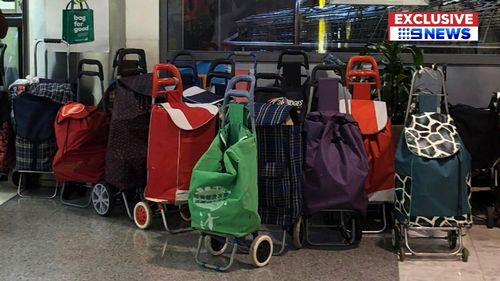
[125,0,159,72]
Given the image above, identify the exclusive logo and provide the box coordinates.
[388,12,478,42]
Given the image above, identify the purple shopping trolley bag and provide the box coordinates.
[302,77,369,216]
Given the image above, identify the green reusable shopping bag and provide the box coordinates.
[189,103,260,238]
[62,0,95,44]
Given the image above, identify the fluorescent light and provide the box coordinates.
[326,0,429,5]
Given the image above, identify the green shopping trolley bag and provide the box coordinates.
[189,79,260,238]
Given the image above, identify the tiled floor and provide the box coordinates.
[399,227,500,281]
[0,181,499,281]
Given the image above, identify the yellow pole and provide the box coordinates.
[318,0,326,53]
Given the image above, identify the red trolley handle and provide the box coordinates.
[152,64,182,100]
[345,56,381,89]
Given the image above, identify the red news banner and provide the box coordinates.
[388,12,479,42]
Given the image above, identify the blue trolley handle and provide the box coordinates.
[221,75,256,133]
[227,51,258,74]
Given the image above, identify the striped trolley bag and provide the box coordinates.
[133,64,218,233]
[392,66,472,262]
[254,98,303,253]
[344,56,395,233]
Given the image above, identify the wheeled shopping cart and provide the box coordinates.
[344,56,395,234]
[11,38,74,198]
[132,64,218,232]
[393,65,472,262]
[91,49,151,218]
[449,66,500,229]
[189,76,274,270]
[254,82,304,254]
[301,77,369,247]
[53,59,108,208]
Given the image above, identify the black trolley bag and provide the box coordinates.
[91,48,151,218]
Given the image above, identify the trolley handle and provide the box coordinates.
[152,64,182,100]
[227,51,258,73]
[208,58,235,75]
[77,59,106,109]
[221,75,256,133]
[116,48,147,76]
[345,56,381,92]
[277,49,309,70]
[112,48,125,68]
[43,38,64,44]
[34,38,70,82]
[255,73,286,88]
[171,50,198,73]
[432,63,447,80]
[78,59,104,81]
[311,64,344,83]
[171,50,195,62]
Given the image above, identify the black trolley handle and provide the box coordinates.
[77,59,106,110]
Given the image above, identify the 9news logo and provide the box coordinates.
[388,12,479,42]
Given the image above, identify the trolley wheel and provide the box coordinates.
[204,235,228,256]
[12,171,20,187]
[391,228,401,250]
[250,234,273,268]
[462,247,469,262]
[179,204,191,222]
[487,206,495,229]
[398,247,406,262]
[447,230,458,250]
[340,212,362,244]
[134,201,153,230]
[292,216,305,249]
[91,183,115,217]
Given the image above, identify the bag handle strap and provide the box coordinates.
[66,0,90,10]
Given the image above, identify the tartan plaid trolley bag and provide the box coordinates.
[189,75,274,271]
[392,66,472,262]
[11,39,74,198]
[254,83,304,253]
[132,64,218,232]
[344,56,396,233]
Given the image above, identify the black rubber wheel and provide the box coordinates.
[204,235,228,256]
[398,247,406,262]
[292,216,305,249]
[487,206,495,229]
[392,228,401,250]
[462,248,469,262]
[447,230,458,250]
[92,183,116,217]
[340,212,362,245]
[11,171,20,187]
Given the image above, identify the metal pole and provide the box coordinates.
[294,0,301,46]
